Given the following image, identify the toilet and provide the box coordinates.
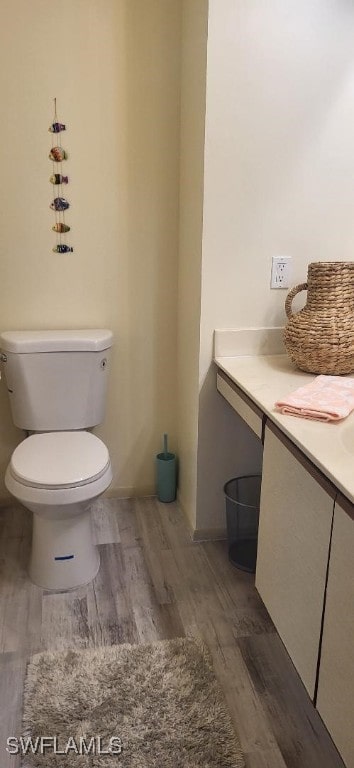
[0,329,113,591]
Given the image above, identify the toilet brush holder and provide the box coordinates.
[156,433,176,503]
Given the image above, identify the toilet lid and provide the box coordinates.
[10,432,110,489]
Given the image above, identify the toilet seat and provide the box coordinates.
[5,432,112,506]
[10,431,110,489]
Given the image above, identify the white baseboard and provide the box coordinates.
[105,485,156,499]
[192,526,227,542]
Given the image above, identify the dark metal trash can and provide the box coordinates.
[224,474,262,573]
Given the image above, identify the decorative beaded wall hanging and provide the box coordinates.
[49,99,73,253]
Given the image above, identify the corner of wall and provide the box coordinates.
[176,0,209,532]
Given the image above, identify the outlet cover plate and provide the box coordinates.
[271,256,292,289]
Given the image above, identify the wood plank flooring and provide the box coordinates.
[0,497,345,768]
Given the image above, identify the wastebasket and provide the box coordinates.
[224,474,262,573]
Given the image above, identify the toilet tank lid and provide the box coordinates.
[0,329,113,353]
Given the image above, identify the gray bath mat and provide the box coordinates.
[21,637,244,767]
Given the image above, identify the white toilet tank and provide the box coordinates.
[0,329,113,431]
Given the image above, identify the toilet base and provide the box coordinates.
[29,509,100,591]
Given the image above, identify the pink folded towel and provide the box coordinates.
[275,375,354,422]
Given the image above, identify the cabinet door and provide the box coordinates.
[317,499,354,768]
[256,424,334,698]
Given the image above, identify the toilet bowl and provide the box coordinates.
[5,431,112,590]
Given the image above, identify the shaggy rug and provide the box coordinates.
[21,637,244,767]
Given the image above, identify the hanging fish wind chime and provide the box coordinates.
[49,100,73,253]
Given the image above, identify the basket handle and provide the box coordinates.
[285,282,308,319]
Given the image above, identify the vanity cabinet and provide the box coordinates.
[215,358,354,765]
[255,423,335,699]
[316,498,354,768]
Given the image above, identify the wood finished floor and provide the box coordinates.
[0,497,345,768]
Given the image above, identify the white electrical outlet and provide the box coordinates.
[271,256,292,289]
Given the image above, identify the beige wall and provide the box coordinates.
[0,0,181,498]
[3,0,353,532]
[177,0,208,530]
[196,0,354,531]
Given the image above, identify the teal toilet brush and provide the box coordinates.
[156,433,176,503]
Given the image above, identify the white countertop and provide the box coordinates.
[215,353,354,504]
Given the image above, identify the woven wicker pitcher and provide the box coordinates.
[283,261,354,375]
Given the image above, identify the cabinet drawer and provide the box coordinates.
[217,371,262,438]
